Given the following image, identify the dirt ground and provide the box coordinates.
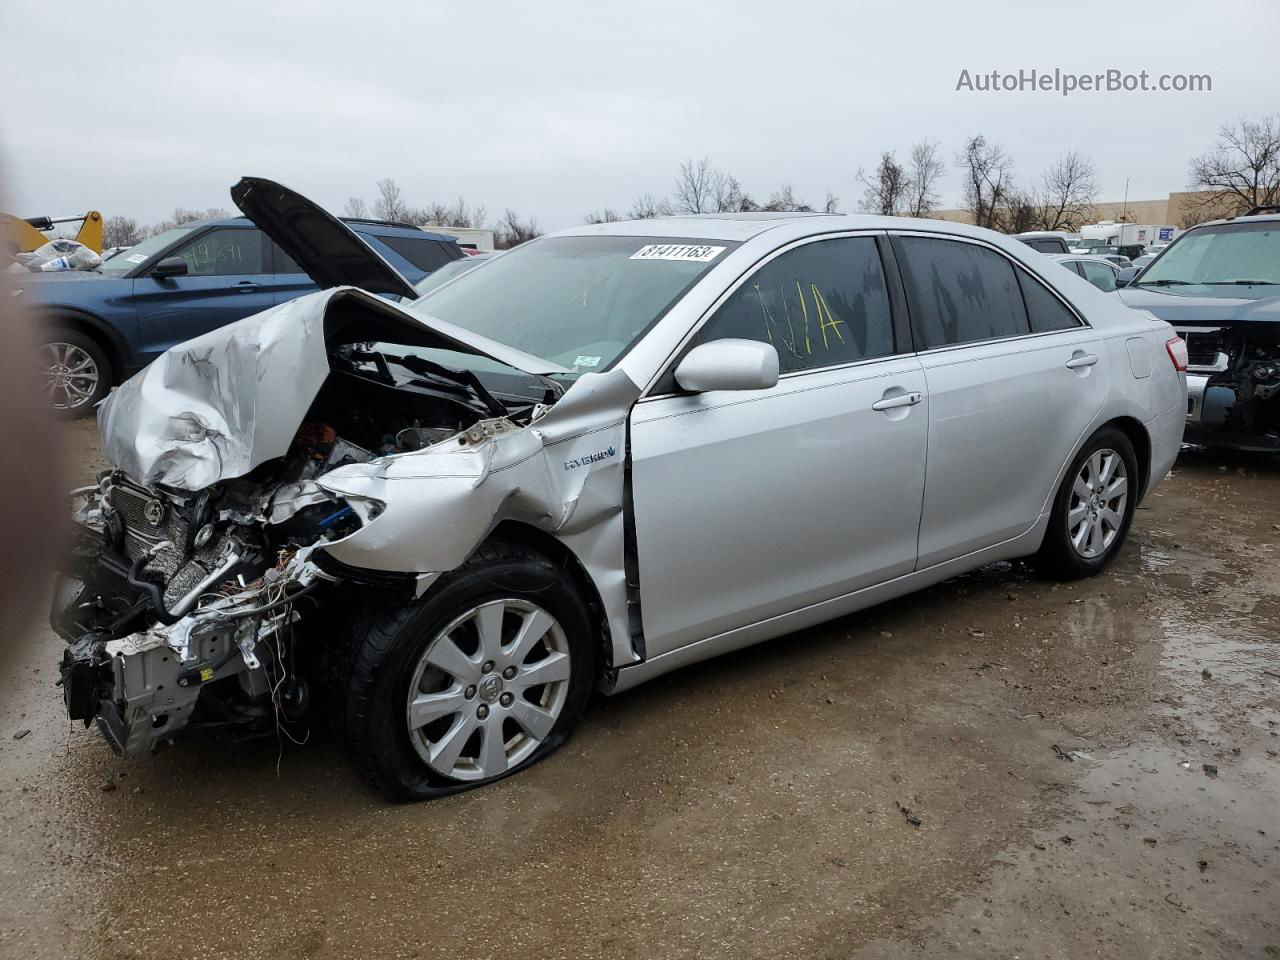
[0,419,1276,960]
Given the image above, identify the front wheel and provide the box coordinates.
[39,330,111,417]
[1033,427,1139,580]
[328,540,597,801]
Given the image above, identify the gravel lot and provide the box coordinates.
[1,419,1276,959]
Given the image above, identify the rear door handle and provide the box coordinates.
[1066,353,1099,369]
[872,390,923,411]
[234,280,263,292]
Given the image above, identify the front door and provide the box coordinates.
[629,234,929,657]
[132,226,276,360]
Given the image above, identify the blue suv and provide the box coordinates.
[16,212,463,415]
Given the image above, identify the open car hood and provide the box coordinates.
[230,176,418,299]
[99,286,569,491]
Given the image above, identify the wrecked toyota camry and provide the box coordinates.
[53,178,1186,800]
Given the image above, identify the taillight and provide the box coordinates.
[1165,336,1189,372]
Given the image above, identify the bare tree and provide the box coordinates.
[102,216,143,248]
[823,192,839,213]
[494,209,540,249]
[1033,152,1098,231]
[673,157,726,214]
[410,198,487,228]
[956,135,1014,229]
[761,184,813,212]
[585,208,624,224]
[149,207,231,234]
[373,178,409,222]
[1188,114,1280,216]
[628,193,673,219]
[999,187,1039,233]
[857,152,908,215]
[343,197,368,219]
[904,140,945,218]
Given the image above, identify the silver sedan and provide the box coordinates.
[56,194,1187,800]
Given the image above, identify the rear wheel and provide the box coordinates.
[39,330,110,417]
[1034,427,1138,580]
[328,540,597,801]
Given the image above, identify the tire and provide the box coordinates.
[1034,426,1139,580]
[327,540,597,801]
[39,329,112,418]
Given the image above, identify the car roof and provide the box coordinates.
[559,213,1016,243]
[1191,211,1280,230]
[196,215,459,244]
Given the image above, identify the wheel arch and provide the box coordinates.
[481,520,614,671]
[1099,414,1152,502]
[34,308,129,384]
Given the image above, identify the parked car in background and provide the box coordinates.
[1117,206,1280,450]
[410,251,494,298]
[1132,254,1156,270]
[1050,254,1126,292]
[1014,231,1075,254]
[53,180,1186,799]
[16,211,464,414]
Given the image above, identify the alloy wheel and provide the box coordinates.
[41,342,100,410]
[1067,448,1128,559]
[405,598,571,781]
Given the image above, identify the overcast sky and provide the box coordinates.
[2,0,1277,232]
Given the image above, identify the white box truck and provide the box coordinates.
[1075,222,1177,253]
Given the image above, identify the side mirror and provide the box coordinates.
[674,339,779,393]
[151,257,189,279]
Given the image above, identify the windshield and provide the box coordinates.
[1136,221,1280,292]
[97,226,198,276]
[411,255,488,297]
[407,235,736,375]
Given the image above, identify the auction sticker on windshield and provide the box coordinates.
[630,244,725,262]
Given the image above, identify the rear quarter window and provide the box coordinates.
[377,235,459,272]
[1018,270,1083,333]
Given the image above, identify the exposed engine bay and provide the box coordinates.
[51,286,638,758]
[1182,322,1280,449]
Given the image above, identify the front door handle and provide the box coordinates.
[1065,352,1099,369]
[872,390,923,412]
[234,281,262,293]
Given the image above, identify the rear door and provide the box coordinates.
[131,226,276,358]
[892,234,1107,567]
[268,242,318,306]
[630,234,929,656]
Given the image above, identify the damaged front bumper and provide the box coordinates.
[52,480,339,756]
[1178,324,1280,451]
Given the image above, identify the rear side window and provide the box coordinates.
[1022,238,1067,254]
[693,236,895,374]
[896,236,1029,348]
[378,236,458,271]
[1080,260,1118,292]
[1018,271,1082,332]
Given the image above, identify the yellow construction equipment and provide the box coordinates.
[1,210,103,253]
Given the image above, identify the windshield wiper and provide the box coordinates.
[1136,278,1193,286]
[349,348,508,418]
[1213,279,1280,286]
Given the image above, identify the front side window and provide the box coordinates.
[164,228,267,277]
[693,236,895,374]
[1081,260,1118,292]
[378,235,457,272]
[896,236,1029,348]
